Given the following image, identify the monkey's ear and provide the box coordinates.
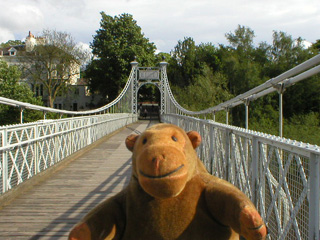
[125,134,139,152]
[69,222,91,240]
[187,131,201,149]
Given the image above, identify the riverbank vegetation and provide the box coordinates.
[165,25,320,145]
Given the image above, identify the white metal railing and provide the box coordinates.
[0,60,139,196]
[0,113,137,195]
[162,114,320,240]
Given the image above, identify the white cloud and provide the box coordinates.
[1,5,43,30]
[302,40,312,49]
[0,3,44,42]
[77,42,91,51]
[0,0,319,52]
[0,28,15,43]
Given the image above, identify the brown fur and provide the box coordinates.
[69,123,267,240]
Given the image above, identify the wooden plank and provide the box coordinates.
[0,121,154,239]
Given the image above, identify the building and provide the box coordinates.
[0,31,101,110]
[54,78,102,111]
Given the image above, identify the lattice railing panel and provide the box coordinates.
[38,137,55,171]
[38,122,55,138]
[7,127,34,146]
[258,146,310,240]
[198,123,211,172]
[7,145,35,190]
[230,134,252,198]
[1,114,137,194]
[212,127,228,179]
[162,114,320,240]
[57,133,71,162]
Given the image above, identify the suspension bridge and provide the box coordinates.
[0,55,320,239]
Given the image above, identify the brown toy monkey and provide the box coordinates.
[69,123,267,240]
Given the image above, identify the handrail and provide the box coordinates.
[0,63,136,116]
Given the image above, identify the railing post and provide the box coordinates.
[34,124,39,174]
[20,107,24,124]
[244,98,250,129]
[55,121,60,164]
[226,108,229,125]
[279,91,283,138]
[88,117,92,145]
[309,153,320,240]
[2,129,8,193]
[275,83,285,138]
[251,136,259,205]
[209,125,214,174]
[160,61,168,115]
[130,59,139,114]
[225,129,231,182]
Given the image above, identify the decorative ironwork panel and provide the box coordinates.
[257,146,310,240]
[162,114,319,240]
[139,70,159,80]
[229,133,252,198]
[0,114,137,194]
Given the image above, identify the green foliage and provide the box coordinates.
[138,84,160,103]
[283,76,320,118]
[197,43,222,71]
[171,65,232,111]
[0,60,43,125]
[251,111,320,146]
[86,12,156,102]
[168,25,319,146]
[225,25,255,55]
[265,31,316,77]
[312,40,320,52]
[222,25,264,95]
[168,37,203,87]
[284,112,320,145]
[155,52,171,64]
[0,40,24,48]
[248,95,280,136]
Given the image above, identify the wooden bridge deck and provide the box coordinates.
[0,121,155,239]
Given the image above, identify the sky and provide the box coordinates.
[0,0,319,53]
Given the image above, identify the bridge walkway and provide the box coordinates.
[0,121,156,239]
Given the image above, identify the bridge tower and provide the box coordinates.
[130,60,168,115]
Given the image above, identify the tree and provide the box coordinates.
[223,25,260,94]
[168,37,203,87]
[262,31,319,118]
[312,39,320,52]
[0,40,24,48]
[197,43,222,71]
[171,65,232,111]
[155,52,171,64]
[0,60,43,125]
[225,25,255,56]
[219,26,263,126]
[21,29,90,108]
[165,27,319,144]
[86,13,156,102]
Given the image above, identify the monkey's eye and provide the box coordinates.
[142,138,147,144]
[171,136,178,142]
